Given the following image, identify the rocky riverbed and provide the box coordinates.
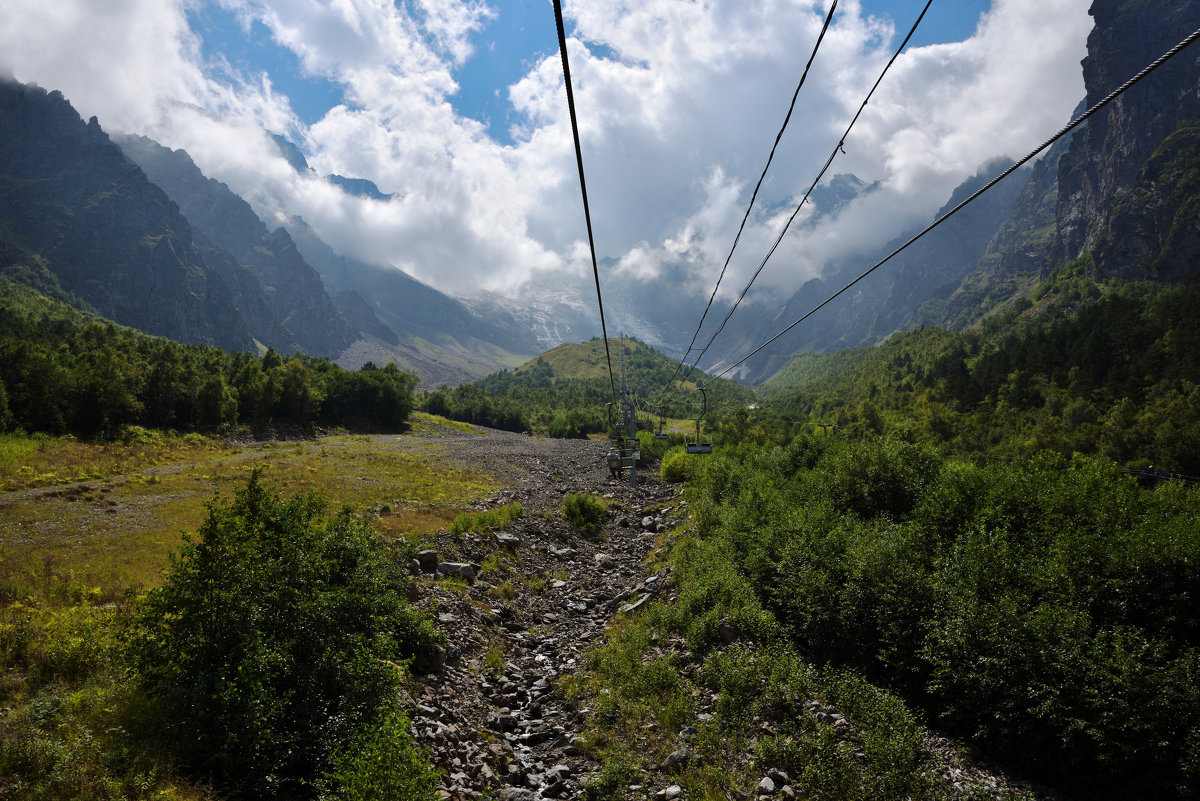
[397,429,676,799]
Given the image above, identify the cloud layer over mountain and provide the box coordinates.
[0,0,1091,309]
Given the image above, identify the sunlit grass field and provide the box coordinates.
[0,414,495,800]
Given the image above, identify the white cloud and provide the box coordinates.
[0,0,1094,329]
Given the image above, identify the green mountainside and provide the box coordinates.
[420,337,755,437]
[0,80,254,351]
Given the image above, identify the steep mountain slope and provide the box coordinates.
[937,132,1074,328]
[940,0,1200,332]
[113,134,358,357]
[283,216,538,384]
[0,78,253,350]
[1056,0,1200,281]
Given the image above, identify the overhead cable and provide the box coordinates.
[702,22,1200,388]
[657,0,840,399]
[665,0,933,402]
[553,0,618,405]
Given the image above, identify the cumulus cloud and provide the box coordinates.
[0,0,1094,315]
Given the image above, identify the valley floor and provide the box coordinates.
[0,422,1064,800]
[405,428,1062,801]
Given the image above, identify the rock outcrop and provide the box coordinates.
[1055,0,1200,281]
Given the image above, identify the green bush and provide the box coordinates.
[317,705,439,801]
[563,492,607,533]
[127,471,441,799]
[450,502,524,534]
[660,447,699,483]
[687,442,1200,799]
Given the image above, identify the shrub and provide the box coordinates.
[127,471,441,799]
[317,705,439,801]
[450,502,524,534]
[563,492,607,533]
[660,447,699,483]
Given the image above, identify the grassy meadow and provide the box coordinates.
[0,413,493,800]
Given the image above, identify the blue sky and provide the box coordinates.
[0,0,1092,306]
[182,0,994,144]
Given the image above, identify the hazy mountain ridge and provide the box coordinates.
[699,157,1032,383]
[0,90,539,386]
[113,133,358,357]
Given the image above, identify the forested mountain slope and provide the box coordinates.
[0,79,253,351]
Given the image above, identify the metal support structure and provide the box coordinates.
[604,338,639,488]
[686,387,713,454]
[620,344,637,489]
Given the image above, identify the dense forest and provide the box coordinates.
[752,274,1200,475]
[0,278,418,437]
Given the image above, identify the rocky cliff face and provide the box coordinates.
[113,134,359,357]
[0,79,253,350]
[1055,0,1200,280]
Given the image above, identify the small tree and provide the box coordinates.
[127,472,441,799]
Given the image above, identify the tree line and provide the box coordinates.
[0,279,417,437]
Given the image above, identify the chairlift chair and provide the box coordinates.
[653,406,669,439]
[685,389,713,454]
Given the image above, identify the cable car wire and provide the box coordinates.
[658,0,840,398]
[700,21,1200,389]
[553,0,618,405]
[661,0,933,408]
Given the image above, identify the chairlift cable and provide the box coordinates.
[657,0,841,401]
[700,21,1200,388]
[661,0,933,408]
[553,0,618,406]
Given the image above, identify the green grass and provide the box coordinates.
[410,411,480,435]
[450,502,524,535]
[0,426,506,800]
[0,431,240,491]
